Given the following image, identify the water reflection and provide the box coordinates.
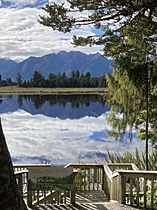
[1,109,144,165]
[0,94,109,119]
[0,94,145,165]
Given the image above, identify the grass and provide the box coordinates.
[0,86,107,95]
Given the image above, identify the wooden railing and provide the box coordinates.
[27,188,75,207]
[14,170,28,198]
[26,171,77,208]
[65,164,104,191]
[103,163,138,199]
[13,163,157,209]
[112,170,157,209]
[107,163,139,172]
[103,163,157,209]
[14,164,51,197]
[13,164,76,207]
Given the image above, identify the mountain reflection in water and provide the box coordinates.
[0,94,145,165]
[0,94,109,119]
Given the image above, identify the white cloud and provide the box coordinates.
[7,0,38,4]
[0,110,145,165]
[49,0,65,3]
[0,6,102,61]
[1,0,46,7]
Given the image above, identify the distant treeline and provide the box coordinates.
[0,70,107,88]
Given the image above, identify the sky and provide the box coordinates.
[0,0,102,61]
[1,109,145,165]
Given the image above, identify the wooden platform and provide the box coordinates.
[31,203,107,210]
[31,191,108,210]
[14,163,157,210]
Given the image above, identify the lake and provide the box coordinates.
[0,94,145,165]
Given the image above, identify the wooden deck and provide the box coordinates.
[31,203,107,210]
[31,190,108,210]
[14,163,157,210]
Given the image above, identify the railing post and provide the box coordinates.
[60,193,64,204]
[27,189,32,207]
[70,190,75,205]
[144,178,147,208]
[27,179,32,207]
[16,174,23,196]
[56,191,59,205]
[136,178,140,206]
[70,171,76,205]
[64,191,67,204]
[110,178,114,201]
[26,171,28,196]
[119,175,126,204]
[103,173,110,199]
[151,179,154,209]
[102,169,105,191]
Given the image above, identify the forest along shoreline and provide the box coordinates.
[0,87,107,95]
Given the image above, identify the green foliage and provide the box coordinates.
[32,71,45,87]
[106,63,157,149]
[107,148,157,171]
[138,128,157,146]
[39,0,156,53]
[19,70,107,88]
[106,70,145,141]
[146,185,157,208]
[74,169,87,190]
[16,73,22,87]
[39,3,75,33]
[29,170,89,191]
[29,174,75,191]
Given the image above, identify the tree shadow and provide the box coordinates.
[32,203,108,210]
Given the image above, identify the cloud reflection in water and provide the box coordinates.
[1,110,145,165]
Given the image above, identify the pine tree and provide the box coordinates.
[39,0,157,169]
[16,73,22,87]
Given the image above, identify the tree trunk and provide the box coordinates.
[0,119,28,210]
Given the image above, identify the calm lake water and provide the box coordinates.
[0,94,145,165]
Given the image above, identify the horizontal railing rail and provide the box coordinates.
[107,163,138,172]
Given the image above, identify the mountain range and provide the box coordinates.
[0,51,112,80]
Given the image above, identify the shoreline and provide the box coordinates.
[0,87,107,95]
